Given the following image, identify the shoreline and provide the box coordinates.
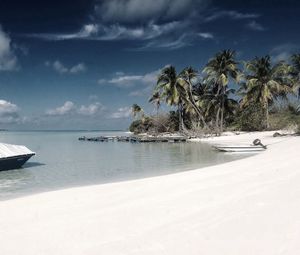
[0,131,299,254]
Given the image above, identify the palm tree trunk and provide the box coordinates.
[216,107,220,135]
[220,94,225,133]
[178,104,183,132]
[178,103,190,134]
[187,80,207,128]
[215,83,222,134]
[265,101,269,129]
[155,106,159,134]
[187,97,207,128]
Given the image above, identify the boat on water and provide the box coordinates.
[0,143,35,171]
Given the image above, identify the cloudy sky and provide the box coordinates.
[0,0,299,130]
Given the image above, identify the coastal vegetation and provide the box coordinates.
[130,50,300,136]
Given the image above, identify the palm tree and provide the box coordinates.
[203,50,241,133]
[291,53,300,98]
[131,104,143,119]
[156,66,187,131]
[148,91,161,116]
[241,55,293,128]
[204,87,238,132]
[178,67,207,127]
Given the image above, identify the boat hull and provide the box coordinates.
[214,146,266,152]
[0,154,35,171]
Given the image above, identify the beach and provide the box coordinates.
[0,131,299,255]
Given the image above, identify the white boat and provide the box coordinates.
[0,143,35,171]
[213,145,266,152]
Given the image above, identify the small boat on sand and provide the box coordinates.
[214,139,267,152]
[0,143,35,171]
[214,145,266,152]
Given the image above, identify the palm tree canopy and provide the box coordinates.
[241,55,293,107]
[204,88,237,118]
[156,66,186,106]
[148,91,161,109]
[291,54,300,72]
[203,50,241,88]
[291,53,300,97]
[131,104,142,118]
[178,67,198,86]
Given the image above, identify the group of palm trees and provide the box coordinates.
[132,50,300,135]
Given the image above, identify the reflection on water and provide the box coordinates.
[0,131,250,200]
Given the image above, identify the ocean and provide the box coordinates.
[0,131,247,200]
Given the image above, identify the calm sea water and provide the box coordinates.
[0,131,248,200]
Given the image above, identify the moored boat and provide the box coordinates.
[0,143,35,171]
[213,145,266,152]
[214,138,267,152]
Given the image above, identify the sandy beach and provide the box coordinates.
[0,131,299,255]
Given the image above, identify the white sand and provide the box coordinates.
[0,131,300,255]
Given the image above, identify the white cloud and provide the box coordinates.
[115,71,125,76]
[24,3,261,51]
[110,107,132,119]
[46,60,87,74]
[46,101,76,116]
[107,75,144,87]
[74,24,99,38]
[246,21,265,31]
[204,10,259,22]
[97,78,107,84]
[95,0,208,23]
[128,90,143,97]
[70,63,87,73]
[22,0,218,51]
[31,21,194,51]
[0,100,18,114]
[78,102,105,116]
[136,34,191,51]
[53,60,68,74]
[29,21,183,42]
[99,67,170,96]
[272,52,291,62]
[89,95,99,101]
[30,24,99,41]
[129,86,153,97]
[0,99,21,124]
[98,68,160,88]
[46,101,105,117]
[270,44,299,62]
[0,26,18,71]
[198,32,214,39]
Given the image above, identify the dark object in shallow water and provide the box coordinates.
[0,143,35,171]
[79,136,109,142]
[78,135,187,143]
[130,136,187,143]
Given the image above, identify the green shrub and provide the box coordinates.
[269,104,300,131]
[129,111,179,134]
[129,118,154,134]
[233,104,265,131]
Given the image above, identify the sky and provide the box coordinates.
[0,0,299,130]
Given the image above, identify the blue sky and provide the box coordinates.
[0,0,299,130]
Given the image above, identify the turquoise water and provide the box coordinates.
[0,131,247,200]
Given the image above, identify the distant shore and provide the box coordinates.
[0,131,299,254]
